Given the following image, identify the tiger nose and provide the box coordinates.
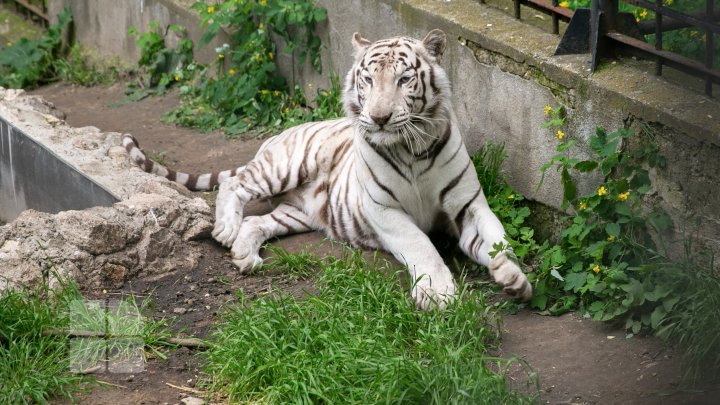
[370,113,391,127]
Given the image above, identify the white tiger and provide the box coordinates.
[123,29,532,309]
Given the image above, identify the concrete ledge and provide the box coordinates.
[0,88,214,291]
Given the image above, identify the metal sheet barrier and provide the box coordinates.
[0,116,118,223]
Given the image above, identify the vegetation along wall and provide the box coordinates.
[50,0,720,257]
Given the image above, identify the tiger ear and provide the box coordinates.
[422,29,446,59]
[352,32,371,58]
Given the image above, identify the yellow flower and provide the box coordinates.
[260,89,269,96]
[273,90,281,97]
[579,201,587,210]
[607,235,616,242]
[307,83,313,89]
[665,0,673,5]
[639,10,648,18]
[268,52,273,59]
[260,0,267,6]
[598,186,607,197]
[322,90,329,97]
[592,265,601,274]
[218,53,224,59]
[258,22,264,30]
[544,105,552,116]
[556,130,565,140]
[559,1,570,8]
[254,54,262,62]
[618,191,630,201]
[690,31,698,38]
[207,5,215,14]
[5,41,12,47]
[174,74,180,81]
[508,194,515,200]
[229,68,236,75]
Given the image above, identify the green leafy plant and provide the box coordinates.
[54,44,127,86]
[473,144,544,263]
[125,22,196,101]
[203,248,538,403]
[0,6,72,89]
[162,0,339,136]
[534,106,673,324]
[473,109,719,381]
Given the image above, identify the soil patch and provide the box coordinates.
[31,82,717,404]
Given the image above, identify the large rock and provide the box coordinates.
[0,89,215,291]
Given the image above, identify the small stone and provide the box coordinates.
[173,307,187,315]
[181,396,204,405]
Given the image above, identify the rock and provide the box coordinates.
[137,228,177,268]
[56,209,130,255]
[182,218,213,241]
[107,145,128,160]
[181,397,204,405]
[173,307,187,315]
[102,263,128,288]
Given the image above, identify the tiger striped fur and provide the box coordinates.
[123,29,532,309]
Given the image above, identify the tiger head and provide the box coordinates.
[343,29,451,148]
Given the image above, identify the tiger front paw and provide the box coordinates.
[212,183,243,247]
[489,252,532,301]
[230,229,264,273]
[212,213,241,247]
[411,267,457,310]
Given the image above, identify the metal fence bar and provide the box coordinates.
[626,0,720,34]
[495,0,718,96]
[654,0,662,76]
[706,0,715,95]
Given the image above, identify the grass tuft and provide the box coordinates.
[203,249,537,404]
[0,279,176,403]
[0,282,87,403]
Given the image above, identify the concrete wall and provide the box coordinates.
[0,117,118,223]
[48,0,230,65]
[49,0,720,255]
[280,0,720,257]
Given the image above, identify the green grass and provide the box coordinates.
[0,280,175,403]
[203,248,537,404]
[648,249,720,383]
[0,282,88,404]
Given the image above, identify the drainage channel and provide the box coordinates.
[0,115,119,224]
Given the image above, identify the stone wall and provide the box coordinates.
[0,89,213,291]
[47,0,230,66]
[277,0,720,257]
[46,0,720,256]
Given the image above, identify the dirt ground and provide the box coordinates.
[31,82,718,404]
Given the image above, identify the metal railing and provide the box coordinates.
[487,0,719,97]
